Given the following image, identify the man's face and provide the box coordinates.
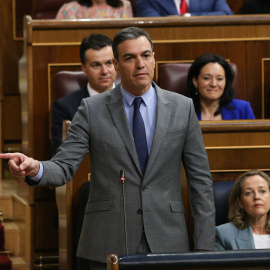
[81,46,117,93]
[113,36,155,96]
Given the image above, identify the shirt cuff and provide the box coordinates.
[30,162,43,181]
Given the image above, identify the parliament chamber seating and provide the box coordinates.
[31,0,71,19]
[51,71,121,104]
[213,181,234,226]
[157,62,243,98]
[51,71,88,103]
[16,13,270,270]
[31,0,136,19]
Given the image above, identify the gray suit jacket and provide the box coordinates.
[38,83,215,262]
[215,222,255,250]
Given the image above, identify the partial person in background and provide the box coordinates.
[136,0,233,17]
[216,170,270,250]
[242,0,270,15]
[56,0,133,19]
[51,33,117,154]
[187,53,255,120]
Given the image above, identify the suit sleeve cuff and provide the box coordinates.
[25,162,43,186]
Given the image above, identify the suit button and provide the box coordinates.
[137,209,143,214]
[141,186,147,191]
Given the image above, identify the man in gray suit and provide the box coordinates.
[1,27,215,270]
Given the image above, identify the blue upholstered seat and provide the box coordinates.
[213,181,235,226]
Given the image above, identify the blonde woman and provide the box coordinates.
[216,170,270,250]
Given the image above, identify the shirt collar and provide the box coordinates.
[87,82,116,97]
[121,84,155,107]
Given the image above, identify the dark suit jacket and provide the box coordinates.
[51,86,89,155]
[242,0,270,14]
[216,222,256,250]
[31,83,215,263]
[136,0,233,17]
[196,99,256,120]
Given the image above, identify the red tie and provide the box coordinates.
[180,0,189,15]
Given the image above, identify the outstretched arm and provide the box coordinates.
[0,153,40,178]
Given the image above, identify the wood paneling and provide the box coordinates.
[246,42,270,119]
[2,1,23,95]
[3,96,22,141]
[34,200,58,250]
[14,0,32,39]
[1,0,27,179]
[262,59,270,118]
[201,120,270,172]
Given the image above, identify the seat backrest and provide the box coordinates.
[213,181,235,226]
[32,0,71,19]
[157,63,191,95]
[157,62,243,99]
[51,71,88,104]
[51,70,121,105]
[32,0,136,19]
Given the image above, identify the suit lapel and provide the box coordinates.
[167,0,178,15]
[144,84,171,177]
[236,225,255,249]
[106,85,142,174]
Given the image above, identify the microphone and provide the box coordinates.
[120,169,128,255]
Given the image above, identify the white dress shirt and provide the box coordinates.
[174,0,190,15]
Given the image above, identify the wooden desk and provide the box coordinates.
[107,251,270,270]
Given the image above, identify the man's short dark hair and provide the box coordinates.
[80,33,113,64]
[112,27,153,60]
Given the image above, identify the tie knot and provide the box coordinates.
[133,97,143,110]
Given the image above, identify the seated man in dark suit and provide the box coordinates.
[51,33,117,154]
[136,0,233,17]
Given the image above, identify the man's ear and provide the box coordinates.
[81,64,87,76]
[112,58,119,73]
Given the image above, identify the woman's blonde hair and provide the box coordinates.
[228,170,270,233]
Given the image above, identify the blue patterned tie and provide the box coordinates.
[133,97,148,175]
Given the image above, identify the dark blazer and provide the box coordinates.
[136,0,233,17]
[196,99,256,120]
[216,222,256,250]
[51,86,89,155]
[31,83,215,263]
[242,0,270,14]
